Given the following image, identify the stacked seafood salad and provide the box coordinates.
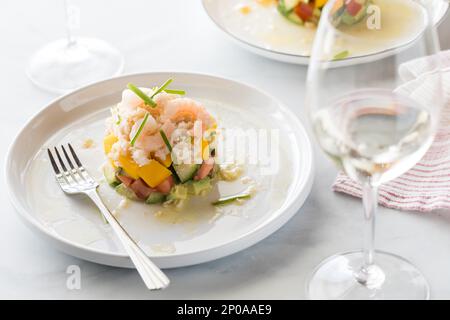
[277,0,370,27]
[103,79,248,207]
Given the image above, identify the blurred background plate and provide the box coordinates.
[202,0,449,65]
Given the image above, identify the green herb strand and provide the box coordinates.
[127,83,156,107]
[164,89,186,95]
[151,79,173,98]
[159,129,173,152]
[212,194,251,206]
[333,50,350,61]
[130,113,149,146]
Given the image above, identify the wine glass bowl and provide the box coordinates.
[26,0,124,94]
[306,0,443,300]
[27,37,123,94]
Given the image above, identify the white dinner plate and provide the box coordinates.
[202,0,449,65]
[5,72,314,268]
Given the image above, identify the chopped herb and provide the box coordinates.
[127,83,156,107]
[116,114,122,125]
[151,79,173,98]
[164,89,186,95]
[212,193,251,206]
[160,129,173,152]
[130,113,149,146]
[333,50,350,61]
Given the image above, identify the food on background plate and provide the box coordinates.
[103,79,250,207]
[277,0,370,27]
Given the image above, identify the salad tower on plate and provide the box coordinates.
[103,79,221,206]
[277,0,370,27]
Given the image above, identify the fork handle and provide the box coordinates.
[87,190,170,290]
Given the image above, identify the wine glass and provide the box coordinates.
[26,0,124,94]
[306,0,443,300]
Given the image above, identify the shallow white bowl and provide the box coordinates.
[202,0,449,65]
[5,72,314,268]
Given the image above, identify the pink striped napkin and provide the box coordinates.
[333,50,450,212]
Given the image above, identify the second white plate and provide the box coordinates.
[202,0,449,65]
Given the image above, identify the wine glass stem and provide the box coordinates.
[362,183,377,267]
[354,182,382,286]
[64,0,78,47]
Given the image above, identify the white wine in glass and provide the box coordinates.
[27,0,124,94]
[306,0,443,299]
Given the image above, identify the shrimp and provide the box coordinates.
[122,88,148,109]
[122,88,166,119]
[135,133,164,153]
[129,113,158,141]
[161,98,215,129]
[154,92,177,110]
[134,120,176,153]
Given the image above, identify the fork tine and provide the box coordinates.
[68,143,96,184]
[47,149,60,174]
[54,146,78,184]
[62,144,86,182]
[54,147,68,172]
[47,148,71,187]
[61,145,75,170]
[68,143,82,167]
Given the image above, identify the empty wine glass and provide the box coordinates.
[306,0,443,299]
[27,0,124,94]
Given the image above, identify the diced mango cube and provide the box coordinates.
[138,160,172,188]
[156,153,172,167]
[316,0,328,8]
[202,139,210,160]
[104,134,118,155]
[118,154,140,179]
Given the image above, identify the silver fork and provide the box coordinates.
[47,144,170,290]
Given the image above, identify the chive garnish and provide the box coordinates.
[130,113,149,146]
[151,79,173,98]
[116,114,122,125]
[333,50,350,61]
[212,193,251,206]
[164,89,186,95]
[160,129,173,152]
[127,83,157,107]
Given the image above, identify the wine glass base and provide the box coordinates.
[306,250,429,300]
[27,37,124,94]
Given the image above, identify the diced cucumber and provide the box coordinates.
[103,164,120,187]
[341,4,367,25]
[341,11,356,25]
[286,12,304,25]
[173,164,200,183]
[167,185,188,201]
[187,177,212,196]
[352,3,368,22]
[145,192,166,204]
[278,0,304,25]
[115,183,138,200]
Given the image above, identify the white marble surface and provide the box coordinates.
[1,0,450,299]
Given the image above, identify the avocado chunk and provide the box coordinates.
[173,164,200,183]
[167,185,188,201]
[187,177,212,196]
[103,164,120,187]
[115,183,138,200]
[145,192,166,204]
